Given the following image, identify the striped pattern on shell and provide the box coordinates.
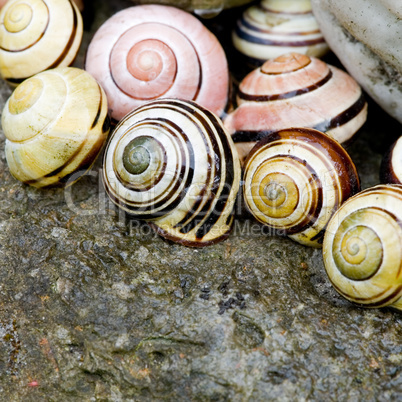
[232,0,328,64]
[85,5,229,122]
[224,53,368,163]
[380,136,402,185]
[102,98,241,247]
[0,0,83,86]
[243,128,360,247]
[2,67,110,188]
[323,184,402,310]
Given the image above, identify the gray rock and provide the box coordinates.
[0,1,401,401]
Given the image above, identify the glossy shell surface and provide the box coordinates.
[224,53,368,163]
[243,127,360,247]
[103,98,241,247]
[323,184,402,310]
[233,0,328,64]
[0,0,83,85]
[85,5,229,121]
[2,67,110,187]
[381,136,402,185]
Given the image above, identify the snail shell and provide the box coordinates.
[243,127,360,247]
[85,5,229,122]
[224,53,368,163]
[380,136,402,185]
[102,98,241,247]
[0,0,83,86]
[232,0,329,65]
[2,67,110,188]
[323,184,402,311]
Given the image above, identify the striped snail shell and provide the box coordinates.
[224,53,368,163]
[85,5,229,122]
[2,67,110,188]
[380,136,402,185]
[0,0,83,86]
[243,127,360,247]
[323,184,402,311]
[102,98,241,247]
[232,0,329,65]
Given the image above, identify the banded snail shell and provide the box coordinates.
[2,67,110,187]
[102,98,241,247]
[224,53,368,163]
[0,0,83,86]
[380,136,402,185]
[243,127,360,247]
[85,5,229,122]
[233,0,329,65]
[323,184,402,311]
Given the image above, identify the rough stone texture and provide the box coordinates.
[0,1,402,401]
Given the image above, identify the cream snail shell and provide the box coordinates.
[0,0,83,86]
[2,67,110,188]
[102,98,241,247]
[380,136,402,185]
[224,53,368,163]
[323,184,402,311]
[85,5,229,122]
[232,0,329,65]
[243,127,360,247]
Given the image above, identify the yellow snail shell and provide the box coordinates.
[233,0,329,64]
[224,53,368,163]
[85,5,229,122]
[243,127,360,247]
[0,0,83,86]
[323,184,402,311]
[381,136,402,185]
[2,67,110,188]
[102,98,241,247]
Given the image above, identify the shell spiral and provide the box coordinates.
[2,67,110,188]
[85,5,229,122]
[243,128,360,247]
[224,52,368,163]
[323,184,402,310]
[102,98,241,247]
[233,0,329,64]
[0,0,83,85]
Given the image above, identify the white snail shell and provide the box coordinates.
[2,67,110,188]
[243,127,360,247]
[381,136,402,185]
[85,5,229,122]
[232,0,329,64]
[224,53,368,163]
[0,0,83,86]
[102,98,241,247]
[323,184,402,310]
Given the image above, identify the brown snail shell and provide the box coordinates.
[323,184,402,311]
[224,53,368,163]
[233,0,329,65]
[243,127,360,247]
[0,0,83,86]
[85,5,229,122]
[2,67,110,188]
[102,98,241,247]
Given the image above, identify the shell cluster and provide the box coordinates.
[224,53,368,163]
[85,5,229,121]
[233,0,329,65]
[102,98,241,247]
[0,0,83,85]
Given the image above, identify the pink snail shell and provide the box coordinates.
[224,52,368,163]
[85,5,229,121]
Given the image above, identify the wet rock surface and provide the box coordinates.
[0,1,402,400]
